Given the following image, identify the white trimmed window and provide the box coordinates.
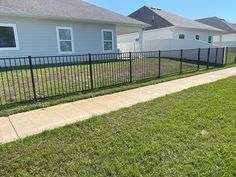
[208,36,212,44]
[56,27,74,54]
[102,29,114,52]
[179,34,185,39]
[195,35,200,40]
[0,23,19,50]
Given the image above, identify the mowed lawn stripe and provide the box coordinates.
[0,76,236,176]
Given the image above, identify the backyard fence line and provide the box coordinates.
[0,47,236,106]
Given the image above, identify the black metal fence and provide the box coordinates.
[225,47,236,65]
[0,47,235,106]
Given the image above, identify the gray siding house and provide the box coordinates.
[0,0,147,58]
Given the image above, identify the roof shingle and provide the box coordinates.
[129,6,223,32]
[196,17,236,34]
[0,0,148,27]
[147,7,223,32]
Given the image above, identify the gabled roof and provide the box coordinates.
[129,6,223,32]
[0,0,148,27]
[196,17,236,34]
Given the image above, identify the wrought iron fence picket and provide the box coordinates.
[0,47,234,107]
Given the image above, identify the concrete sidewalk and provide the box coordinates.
[1,67,236,144]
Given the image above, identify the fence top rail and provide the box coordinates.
[226,46,236,49]
[90,52,130,57]
[159,47,226,53]
[0,47,231,60]
[131,48,225,55]
[32,54,90,59]
[0,56,29,61]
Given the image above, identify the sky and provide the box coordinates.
[85,0,236,23]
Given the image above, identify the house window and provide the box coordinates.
[102,29,114,52]
[0,23,19,50]
[179,34,185,39]
[56,27,74,54]
[208,36,212,43]
[195,35,200,40]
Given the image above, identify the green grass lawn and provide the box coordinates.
[0,63,234,117]
[0,57,203,114]
[0,57,199,105]
[226,50,236,65]
[1,76,236,176]
[1,63,229,117]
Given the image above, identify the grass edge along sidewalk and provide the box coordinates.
[0,74,236,176]
[0,47,229,108]
[0,64,236,117]
[1,66,236,144]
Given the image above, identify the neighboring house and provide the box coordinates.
[196,17,236,47]
[0,0,148,58]
[118,6,223,52]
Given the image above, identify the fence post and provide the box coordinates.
[234,48,236,64]
[207,48,210,69]
[158,50,161,78]
[28,56,37,101]
[215,48,219,67]
[225,47,228,65]
[129,52,132,83]
[222,47,225,66]
[88,53,94,90]
[180,49,183,74]
[197,48,201,71]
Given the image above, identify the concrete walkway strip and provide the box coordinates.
[1,67,236,144]
[0,117,19,143]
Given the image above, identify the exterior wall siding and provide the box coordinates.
[128,6,173,30]
[118,27,174,43]
[117,28,174,52]
[0,15,117,58]
[117,27,220,52]
[172,27,219,43]
[143,39,217,51]
[213,33,236,47]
